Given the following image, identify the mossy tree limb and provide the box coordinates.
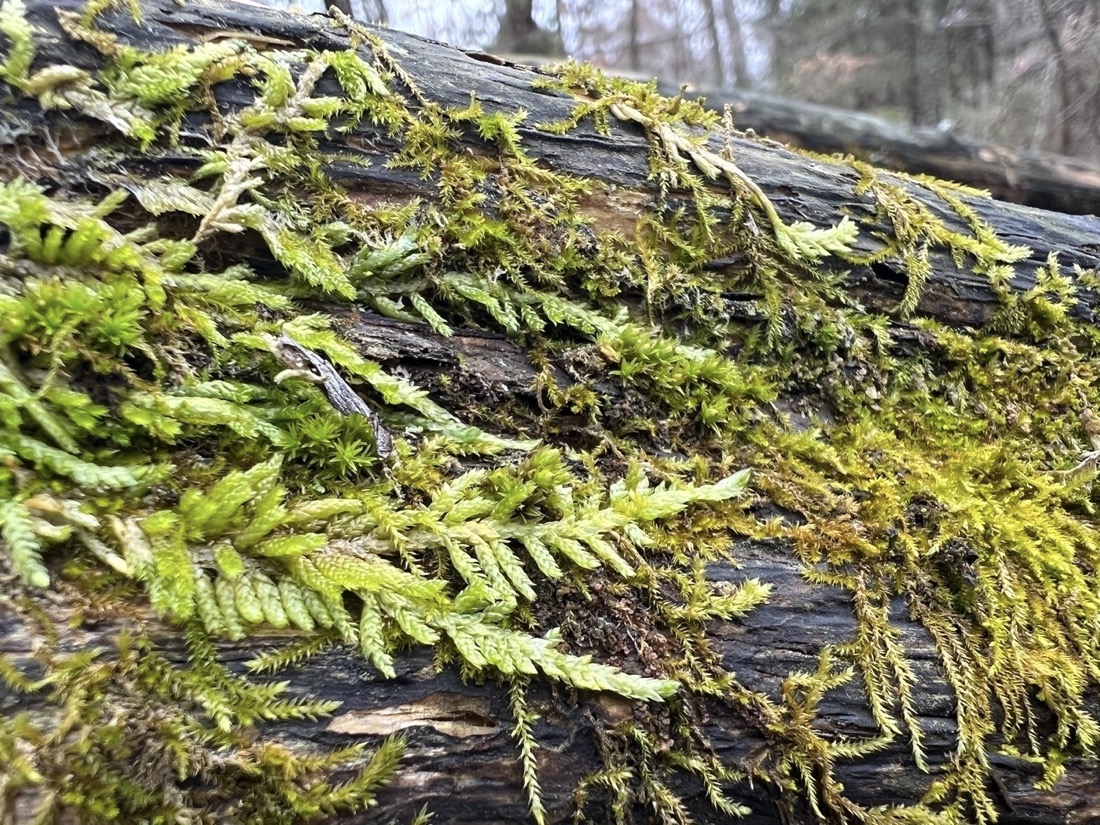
[3,0,1100,823]
[7,0,1099,329]
[674,85,1100,218]
[3,312,1100,824]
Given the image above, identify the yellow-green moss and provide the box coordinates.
[1,1,1099,823]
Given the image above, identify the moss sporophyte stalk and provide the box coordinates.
[1,0,1100,822]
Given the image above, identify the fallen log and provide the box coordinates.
[683,86,1100,219]
[479,55,1100,219]
[2,2,1100,824]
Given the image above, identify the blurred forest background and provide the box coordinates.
[269,0,1100,162]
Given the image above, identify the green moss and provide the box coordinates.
[0,617,403,824]
[1,2,1099,823]
[748,313,1100,819]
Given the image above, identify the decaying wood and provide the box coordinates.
[4,312,1100,824]
[3,1,1100,823]
[684,87,1100,219]
[488,56,1100,218]
[8,0,1100,327]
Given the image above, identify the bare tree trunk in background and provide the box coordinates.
[629,0,641,72]
[672,4,688,80]
[722,0,750,88]
[1056,0,1100,159]
[906,0,921,125]
[359,0,387,25]
[943,0,996,108]
[325,0,353,19]
[495,0,563,56]
[501,0,536,46]
[907,0,949,125]
[1035,0,1074,153]
[701,0,726,87]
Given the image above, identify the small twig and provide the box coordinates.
[265,332,393,460]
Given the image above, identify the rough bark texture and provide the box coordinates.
[7,2,1100,319]
[4,2,1100,824]
[5,314,1100,824]
[486,56,1100,218]
[685,86,1100,219]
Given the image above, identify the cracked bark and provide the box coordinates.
[3,0,1100,822]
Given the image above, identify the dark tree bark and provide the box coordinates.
[324,0,354,19]
[6,308,1100,824]
[492,0,563,57]
[5,317,1100,825]
[3,1,1100,824]
[681,85,1100,217]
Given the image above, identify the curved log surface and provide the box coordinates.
[687,87,1100,219]
[11,0,1100,329]
[3,2,1100,824]
[481,53,1100,219]
[4,309,1100,824]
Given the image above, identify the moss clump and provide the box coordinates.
[1,1,1099,823]
[0,2,762,821]
[1,616,404,824]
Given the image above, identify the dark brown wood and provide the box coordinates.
[476,55,1100,218]
[684,86,1100,218]
[7,0,1100,328]
[4,2,1100,823]
[4,312,1100,824]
